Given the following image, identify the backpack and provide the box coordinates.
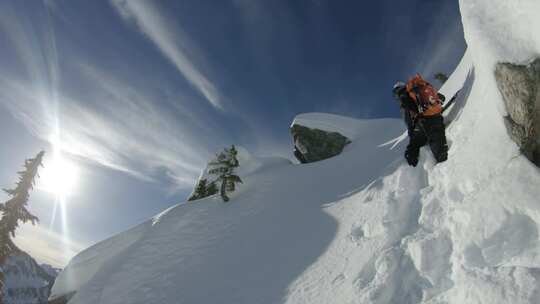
[406,74,442,116]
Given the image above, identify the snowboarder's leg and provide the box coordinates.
[405,128,427,167]
[423,115,448,163]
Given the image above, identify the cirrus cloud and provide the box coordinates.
[110,0,224,110]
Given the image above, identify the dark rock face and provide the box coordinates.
[495,58,540,166]
[291,124,351,163]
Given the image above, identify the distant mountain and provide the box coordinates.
[1,250,59,304]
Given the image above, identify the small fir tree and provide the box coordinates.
[206,182,218,196]
[0,151,44,295]
[208,145,242,202]
[188,178,210,201]
[434,72,449,85]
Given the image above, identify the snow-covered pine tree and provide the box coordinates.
[206,182,218,196]
[188,178,210,201]
[208,145,242,202]
[0,151,44,298]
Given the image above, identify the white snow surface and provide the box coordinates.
[51,116,405,304]
[52,1,540,303]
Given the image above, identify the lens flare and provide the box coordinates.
[39,141,79,263]
[38,153,79,198]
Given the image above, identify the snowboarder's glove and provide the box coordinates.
[405,151,418,167]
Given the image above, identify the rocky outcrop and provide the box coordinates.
[291,124,351,163]
[495,58,540,166]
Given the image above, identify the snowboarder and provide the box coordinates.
[393,74,448,167]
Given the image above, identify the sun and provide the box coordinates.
[38,153,79,198]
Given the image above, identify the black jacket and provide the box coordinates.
[395,88,418,114]
[395,88,419,134]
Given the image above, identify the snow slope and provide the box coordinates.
[51,0,540,303]
[51,117,405,304]
[188,146,292,199]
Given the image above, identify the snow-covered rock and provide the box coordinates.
[290,113,402,163]
[291,113,366,140]
[495,59,540,166]
[1,251,57,304]
[50,0,540,303]
[290,123,351,163]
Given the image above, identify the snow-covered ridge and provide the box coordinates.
[190,146,291,194]
[291,113,404,143]
[51,115,405,304]
[51,0,540,303]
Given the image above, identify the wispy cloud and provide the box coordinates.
[110,0,223,110]
[13,224,86,268]
[0,2,219,188]
[0,70,213,187]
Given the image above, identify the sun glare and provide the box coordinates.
[38,153,79,198]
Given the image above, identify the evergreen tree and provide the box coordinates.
[206,182,218,196]
[434,72,449,85]
[188,178,210,201]
[208,145,242,202]
[0,151,44,296]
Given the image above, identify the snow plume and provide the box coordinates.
[110,0,224,110]
[413,1,466,82]
[415,21,465,82]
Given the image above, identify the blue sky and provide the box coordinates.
[0,0,465,267]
